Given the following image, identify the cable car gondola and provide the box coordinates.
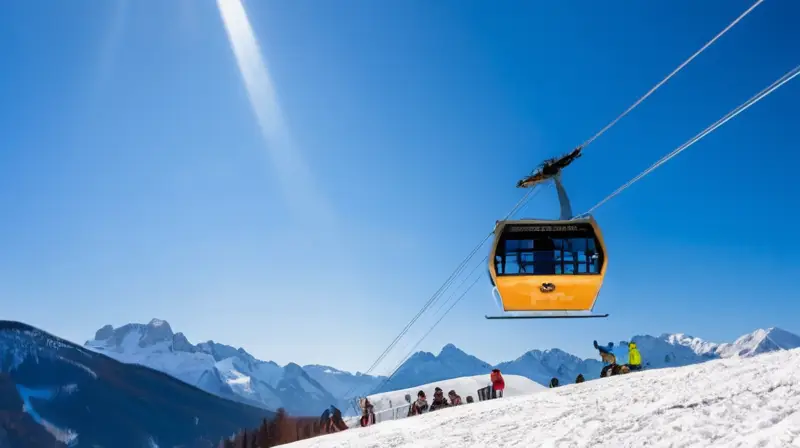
[486,148,609,320]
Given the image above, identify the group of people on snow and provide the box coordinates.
[355,386,469,428]
[547,339,644,388]
[399,368,505,420]
[357,342,645,428]
[593,340,643,377]
[406,386,466,417]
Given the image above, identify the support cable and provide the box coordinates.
[580,64,800,217]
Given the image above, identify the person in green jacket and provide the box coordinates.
[627,342,642,371]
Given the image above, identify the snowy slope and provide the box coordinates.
[84,319,342,416]
[287,348,800,448]
[346,374,544,427]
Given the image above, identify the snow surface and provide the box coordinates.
[344,374,544,427]
[289,348,800,448]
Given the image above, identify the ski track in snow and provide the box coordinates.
[287,349,800,448]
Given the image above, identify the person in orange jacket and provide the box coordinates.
[490,369,505,398]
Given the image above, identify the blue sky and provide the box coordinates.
[1,0,798,375]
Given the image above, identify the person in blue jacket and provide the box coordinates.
[594,340,618,377]
[594,340,615,361]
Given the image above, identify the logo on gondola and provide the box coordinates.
[540,282,556,293]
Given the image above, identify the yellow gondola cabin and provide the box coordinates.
[487,216,608,318]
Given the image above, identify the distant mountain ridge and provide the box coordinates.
[82,320,800,416]
[0,320,273,448]
[373,326,800,392]
[84,318,383,416]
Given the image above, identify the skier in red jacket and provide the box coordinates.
[490,369,505,398]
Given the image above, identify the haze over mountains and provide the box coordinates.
[81,319,800,416]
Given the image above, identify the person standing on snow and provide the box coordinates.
[490,369,505,398]
[575,373,585,383]
[360,399,376,427]
[627,342,643,371]
[549,377,559,388]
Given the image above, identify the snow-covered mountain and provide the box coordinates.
[286,348,800,447]
[82,320,800,419]
[84,318,372,416]
[714,327,800,358]
[628,327,800,370]
[0,321,273,448]
[496,348,605,385]
[376,327,800,392]
[373,343,493,393]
